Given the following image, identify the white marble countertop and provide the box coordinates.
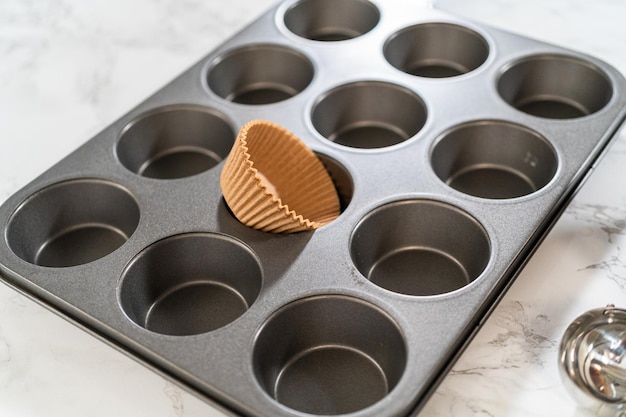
[1,0,626,416]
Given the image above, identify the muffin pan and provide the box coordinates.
[1,0,626,416]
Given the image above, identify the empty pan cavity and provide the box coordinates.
[384,23,489,78]
[351,200,490,296]
[431,120,558,199]
[117,105,235,179]
[253,295,406,415]
[283,0,379,41]
[312,81,427,149]
[498,54,613,119]
[118,233,262,336]
[5,179,140,267]
[207,44,314,105]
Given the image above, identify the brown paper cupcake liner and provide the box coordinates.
[220,120,340,233]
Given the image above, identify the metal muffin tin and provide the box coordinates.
[1,0,626,416]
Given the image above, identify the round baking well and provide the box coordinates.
[431,120,558,199]
[253,295,406,415]
[498,54,613,119]
[384,23,489,78]
[117,106,235,179]
[119,233,262,336]
[315,153,354,211]
[5,179,140,267]
[207,44,314,105]
[283,0,380,41]
[351,199,490,296]
[311,81,427,149]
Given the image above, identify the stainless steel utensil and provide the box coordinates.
[560,305,626,417]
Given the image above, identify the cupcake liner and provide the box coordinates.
[220,120,340,233]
